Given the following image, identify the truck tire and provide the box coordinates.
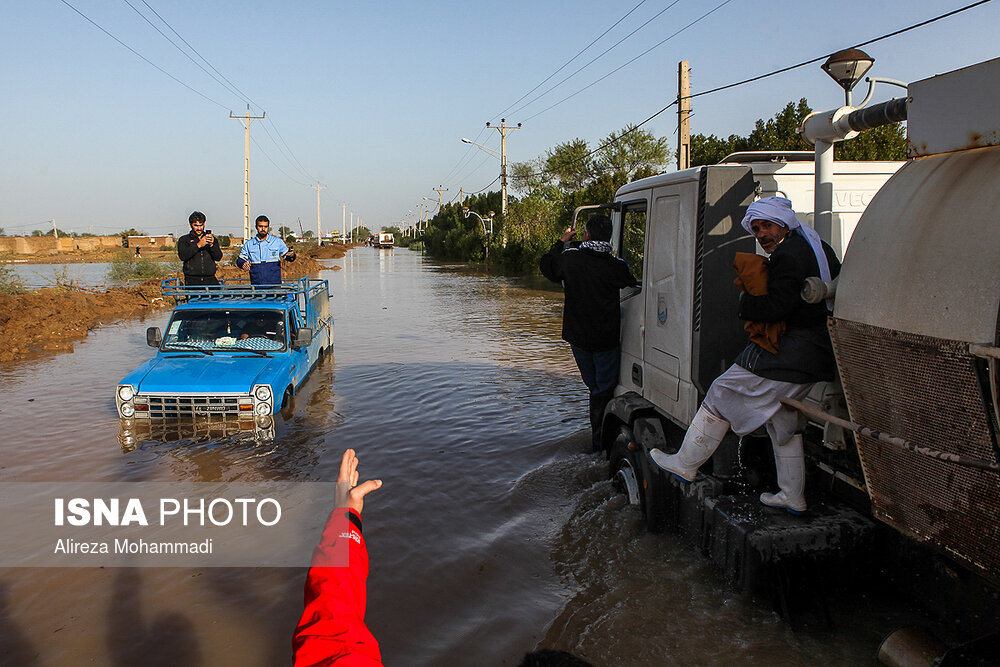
[609,425,647,517]
[279,387,294,417]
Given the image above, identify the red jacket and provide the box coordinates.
[293,509,383,666]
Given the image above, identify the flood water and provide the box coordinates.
[8,263,114,290]
[0,249,925,665]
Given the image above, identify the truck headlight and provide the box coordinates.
[118,385,135,401]
[255,402,271,415]
[120,403,135,417]
[254,385,272,402]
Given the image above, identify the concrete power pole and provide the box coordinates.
[486,119,521,217]
[433,185,448,208]
[340,202,348,242]
[230,106,266,240]
[314,184,326,242]
[677,61,691,170]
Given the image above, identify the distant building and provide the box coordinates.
[126,234,175,248]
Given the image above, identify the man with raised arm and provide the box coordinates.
[540,213,637,450]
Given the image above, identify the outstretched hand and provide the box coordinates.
[337,449,382,515]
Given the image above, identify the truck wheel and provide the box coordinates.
[609,426,647,516]
[279,387,294,417]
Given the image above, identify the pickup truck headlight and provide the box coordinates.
[118,385,136,401]
[254,385,272,402]
[120,403,135,417]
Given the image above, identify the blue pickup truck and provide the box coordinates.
[115,278,332,443]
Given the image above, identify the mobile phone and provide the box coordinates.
[205,230,213,236]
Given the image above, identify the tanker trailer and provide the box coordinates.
[828,57,1000,598]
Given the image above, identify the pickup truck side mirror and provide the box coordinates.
[292,328,312,349]
[146,327,162,347]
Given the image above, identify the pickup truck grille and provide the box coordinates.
[140,395,246,418]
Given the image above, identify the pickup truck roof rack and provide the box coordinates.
[161,276,332,332]
[161,277,325,302]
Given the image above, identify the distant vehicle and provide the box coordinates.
[377,232,394,249]
[320,231,343,246]
[115,278,333,436]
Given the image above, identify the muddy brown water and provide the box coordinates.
[0,249,926,665]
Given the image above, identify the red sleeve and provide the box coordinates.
[293,509,383,667]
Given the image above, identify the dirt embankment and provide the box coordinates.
[0,243,354,362]
[0,281,168,362]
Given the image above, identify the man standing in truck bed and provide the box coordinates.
[237,215,296,285]
[649,197,840,514]
[540,213,636,450]
[177,211,222,286]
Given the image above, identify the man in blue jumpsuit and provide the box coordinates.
[236,215,296,285]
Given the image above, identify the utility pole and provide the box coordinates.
[677,61,691,170]
[460,187,464,206]
[314,184,326,242]
[486,119,521,217]
[52,219,58,239]
[433,185,448,208]
[230,106,266,240]
[340,202,348,243]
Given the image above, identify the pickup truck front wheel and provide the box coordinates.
[279,387,294,416]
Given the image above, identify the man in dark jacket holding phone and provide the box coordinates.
[540,213,637,449]
[177,211,223,286]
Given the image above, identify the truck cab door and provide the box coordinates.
[614,200,648,395]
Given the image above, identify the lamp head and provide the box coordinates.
[822,48,874,92]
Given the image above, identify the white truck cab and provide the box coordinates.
[603,154,900,430]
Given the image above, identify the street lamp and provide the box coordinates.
[822,48,875,106]
[463,207,495,264]
[461,137,500,157]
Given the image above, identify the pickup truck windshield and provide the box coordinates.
[162,309,286,352]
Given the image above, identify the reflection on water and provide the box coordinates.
[0,249,914,665]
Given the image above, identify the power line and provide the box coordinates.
[507,0,689,120]
[519,0,994,180]
[690,0,995,101]
[138,0,261,110]
[492,0,652,121]
[58,0,230,110]
[121,0,250,107]
[130,0,319,184]
[521,0,735,122]
[251,134,313,187]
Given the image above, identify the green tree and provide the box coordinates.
[691,98,906,165]
[117,228,146,238]
[352,226,371,240]
[835,122,906,160]
[597,124,670,182]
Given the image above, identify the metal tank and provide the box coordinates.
[829,58,1000,586]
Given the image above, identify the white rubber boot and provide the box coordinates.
[649,406,730,482]
[760,434,807,514]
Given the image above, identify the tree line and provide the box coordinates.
[410,98,904,274]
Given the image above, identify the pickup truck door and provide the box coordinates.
[288,311,308,388]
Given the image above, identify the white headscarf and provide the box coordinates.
[740,197,832,283]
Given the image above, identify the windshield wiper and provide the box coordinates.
[231,348,272,358]
[162,344,214,356]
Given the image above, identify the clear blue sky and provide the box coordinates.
[2,0,998,238]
